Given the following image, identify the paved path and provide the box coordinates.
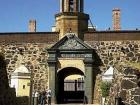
[51,103,99,105]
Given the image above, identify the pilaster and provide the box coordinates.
[84,63,93,104]
[48,62,57,104]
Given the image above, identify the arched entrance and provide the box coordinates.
[47,34,102,104]
[57,67,84,103]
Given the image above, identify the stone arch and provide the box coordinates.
[57,61,85,75]
[57,67,84,103]
[57,67,84,81]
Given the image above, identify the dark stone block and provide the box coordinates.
[132,57,137,61]
[12,47,16,50]
[112,47,115,49]
[6,50,11,53]
[11,51,15,54]
[131,88,140,95]
[5,59,10,64]
[126,57,130,61]
[30,65,33,69]
[125,48,130,52]
[128,44,132,48]
[36,74,39,78]
[134,96,140,104]
[101,42,104,45]
[131,79,137,83]
[6,55,12,58]
[130,47,135,51]
[138,57,140,62]
[41,52,45,55]
[138,81,140,87]
[130,100,137,105]
[27,61,31,65]
[109,61,113,65]
[109,57,113,61]
[120,90,127,101]
[134,44,138,48]
[121,80,137,89]
[104,59,108,64]
[124,75,135,78]
[42,58,46,62]
[135,53,140,57]
[33,51,37,54]
[11,61,15,64]
[127,52,134,57]
[28,51,32,54]
[102,53,107,56]
[124,103,130,105]
[111,50,114,52]
[108,46,111,49]
[37,58,41,62]
[8,68,13,71]
[117,47,119,49]
[124,68,136,75]
[116,57,120,60]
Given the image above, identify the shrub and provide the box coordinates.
[100,81,111,97]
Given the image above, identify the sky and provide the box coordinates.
[0,0,140,32]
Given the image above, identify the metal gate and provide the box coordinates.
[64,79,84,91]
[64,79,84,103]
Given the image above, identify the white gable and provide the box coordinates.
[102,66,114,81]
[104,66,114,75]
[14,65,30,73]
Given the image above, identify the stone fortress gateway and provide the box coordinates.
[0,0,140,105]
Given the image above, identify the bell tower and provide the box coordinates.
[55,0,89,40]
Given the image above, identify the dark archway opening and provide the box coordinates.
[57,67,84,104]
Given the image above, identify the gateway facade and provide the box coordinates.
[0,0,140,104]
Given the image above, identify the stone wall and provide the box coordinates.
[106,67,140,105]
[0,39,140,104]
[85,40,140,104]
[0,42,54,92]
[86,40,140,71]
[0,53,16,105]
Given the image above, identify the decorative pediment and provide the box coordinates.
[47,33,102,66]
[50,33,92,50]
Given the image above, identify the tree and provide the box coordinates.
[100,81,111,97]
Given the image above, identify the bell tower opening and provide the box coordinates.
[60,0,84,13]
[56,0,89,40]
[69,0,74,12]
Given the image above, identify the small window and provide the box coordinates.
[23,85,26,89]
